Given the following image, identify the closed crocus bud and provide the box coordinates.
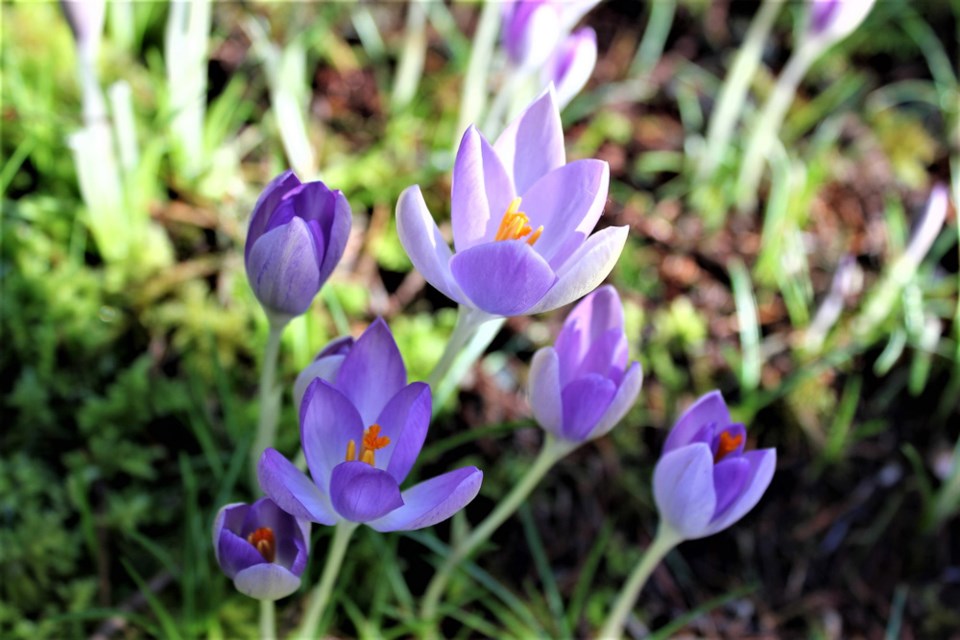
[807,0,876,45]
[502,0,600,70]
[292,335,355,410]
[213,498,310,600]
[244,171,351,322]
[542,27,597,111]
[654,391,776,540]
[529,285,643,443]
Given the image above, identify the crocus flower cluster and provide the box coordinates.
[258,319,483,531]
[245,171,351,321]
[213,498,310,600]
[398,90,627,317]
[501,1,600,110]
[653,391,776,540]
[529,285,643,443]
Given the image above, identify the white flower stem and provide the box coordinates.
[426,306,505,416]
[598,523,682,639]
[297,521,358,640]
[250,319,288,488]
[455,0,502,147]
[419,435,575,630]
[259,599,276,639]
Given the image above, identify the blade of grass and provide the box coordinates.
[120,559,183,640]
[730,258,762,390]
[518,504,569,637]
[567,521,613,630]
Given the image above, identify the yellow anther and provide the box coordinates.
[360,449,375,465]
[527,226,544,245]
[345,424,391,466]
[494,197,542,245]
[345,439,357,462]
[246,527,276,562]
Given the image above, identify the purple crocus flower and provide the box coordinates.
[502,0,600,70]
[245,171,351,321]
[807,0,875,43]
[529,285,643,442]
[653,391,776,540]
[258,319,483,530]
[397,90,628,317]
[213,497,310,600]
[543,27,598,111]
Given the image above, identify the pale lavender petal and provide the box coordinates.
[450,241,558,316]
[300,380,365,493]
[504,2,561,69]
[494,89,565,195]
[213,502,248,567]
[217,529,265,579]
[368,467,483,532]
[245,171,300,260]
[529,347,563,437]
[329,461,404,523]
[234,564,302,601]
[376,382,432,484]
[335,318,407,425]
[396,186,466,305]
[257,448,338,525]
[451,126,515,250]
[547,27,597,110]
[555,285,624,372]
[711,457,750,519]
[316,189,351,284]
[663,391,732,454]
[522,159,609,268]
[653,444,716,540]
[560,374,616,441]
[701,449,776,538]
[293,354,346,411]
[525,225,629,314]
[569,328,628,385]
[246,217,321,316]
[588,361,643,440]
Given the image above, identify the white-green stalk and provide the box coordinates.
[391,0,428,111]
[455,0,502,149]
[296,521,358,640]
[259,599,275,640]
[250,319,289,487]
[165,0,211,181]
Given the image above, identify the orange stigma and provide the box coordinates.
[246,527,276,562]
[715,430,744,462]
[494,198,543,245]
[345,424,391,466]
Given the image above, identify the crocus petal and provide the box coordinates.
[316,189,352,284]
[663,391,732,453]
[451,126,515,250]
[555,285,624,370]
[368,467,483,532]
[450,241,558,316]
[522,159,610,268]
[547,27,597,110]
[329,461,404,523]
[234,564,302,601]
[300,380,365,493]
[525,225,629,314]
[506,2,562,69]
[653,443,716,540]
[396,186,466,305]
[711,457,750,519]
[257,448,338,525]
[245,171,301,261]
[571,328,628,385]
[213,503,248,567]
[293,354,346,411]
[560,374,616,441]
[376,382,432,484]
[217,529,265,579]
[246,217,321,317]
[335,318,407,424]
[494,89,565,195]
[701,449,776,538]
[588,361,643,440]
[529,347,563,437]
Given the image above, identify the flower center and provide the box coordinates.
[494,197,543,245]
[246,527,276,562]
[714,429,744,463]
[345,424,391,466]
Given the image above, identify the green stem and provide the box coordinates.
[698,0,785,179]
[259,599,276,639]
[250,319,288,488]
[455,0,502,147]
[598,523,682,639]
[737,41,819,211]
[419,435,575,628]
[427,306,504,416]
[297,521,358,639]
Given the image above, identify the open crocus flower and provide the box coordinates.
[653,391,776,540]
[502,0,601,71]
[529,285,642,442]
[258,319,483,531]
[245,171,351,321]
[543,27,598,111]
[397,90,628,317]
[213,498,310,600]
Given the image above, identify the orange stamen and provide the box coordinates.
[494,197,542,245]
[246,527,276,562]
[715,430,744,462]
[345,424,391,466]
